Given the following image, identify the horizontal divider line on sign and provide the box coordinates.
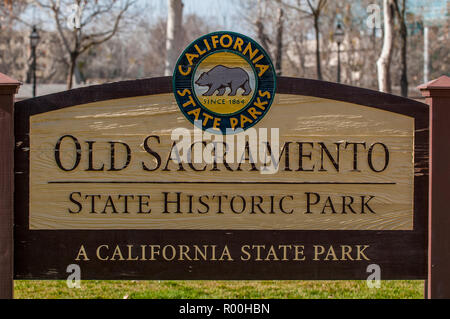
[47,181,397,185]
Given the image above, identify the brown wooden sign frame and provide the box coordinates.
[13,76,429,280]
[0,73,20,299]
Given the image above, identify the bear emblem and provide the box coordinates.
[195,65,252,96]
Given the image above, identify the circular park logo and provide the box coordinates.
[173,31,276,134]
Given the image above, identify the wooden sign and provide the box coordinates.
[29,93,414,231]
[11,31,429,281]
[14,76,428,280]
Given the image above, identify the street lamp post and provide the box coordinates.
[29,26,40,98]
[333,22,345,84]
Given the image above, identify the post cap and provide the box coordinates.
[0,72,21,95]
[418,76,450,98]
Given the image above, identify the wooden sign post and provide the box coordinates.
[0,73,20,299]
[419,76,450,299]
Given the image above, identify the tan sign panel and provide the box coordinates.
[29,93,414,230]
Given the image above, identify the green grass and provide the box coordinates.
[14,280,424,299]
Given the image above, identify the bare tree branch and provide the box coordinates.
[30,0,136,89]
[80,1,134,54]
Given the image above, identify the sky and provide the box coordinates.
[24,0,449,34]
[408,0,449,25]
[143,0,246,33]
[142,0,449,30]
[24,0,248,34]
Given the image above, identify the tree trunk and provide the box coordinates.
[165,0,183,76]
[313,15,322,80]
[256,19,271,52]
[255,0,270,52]
[67,55,77,90]
[397,0,408,97]
[377,0,395,93]
[399,22,408,97]
[275,8,284,76]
